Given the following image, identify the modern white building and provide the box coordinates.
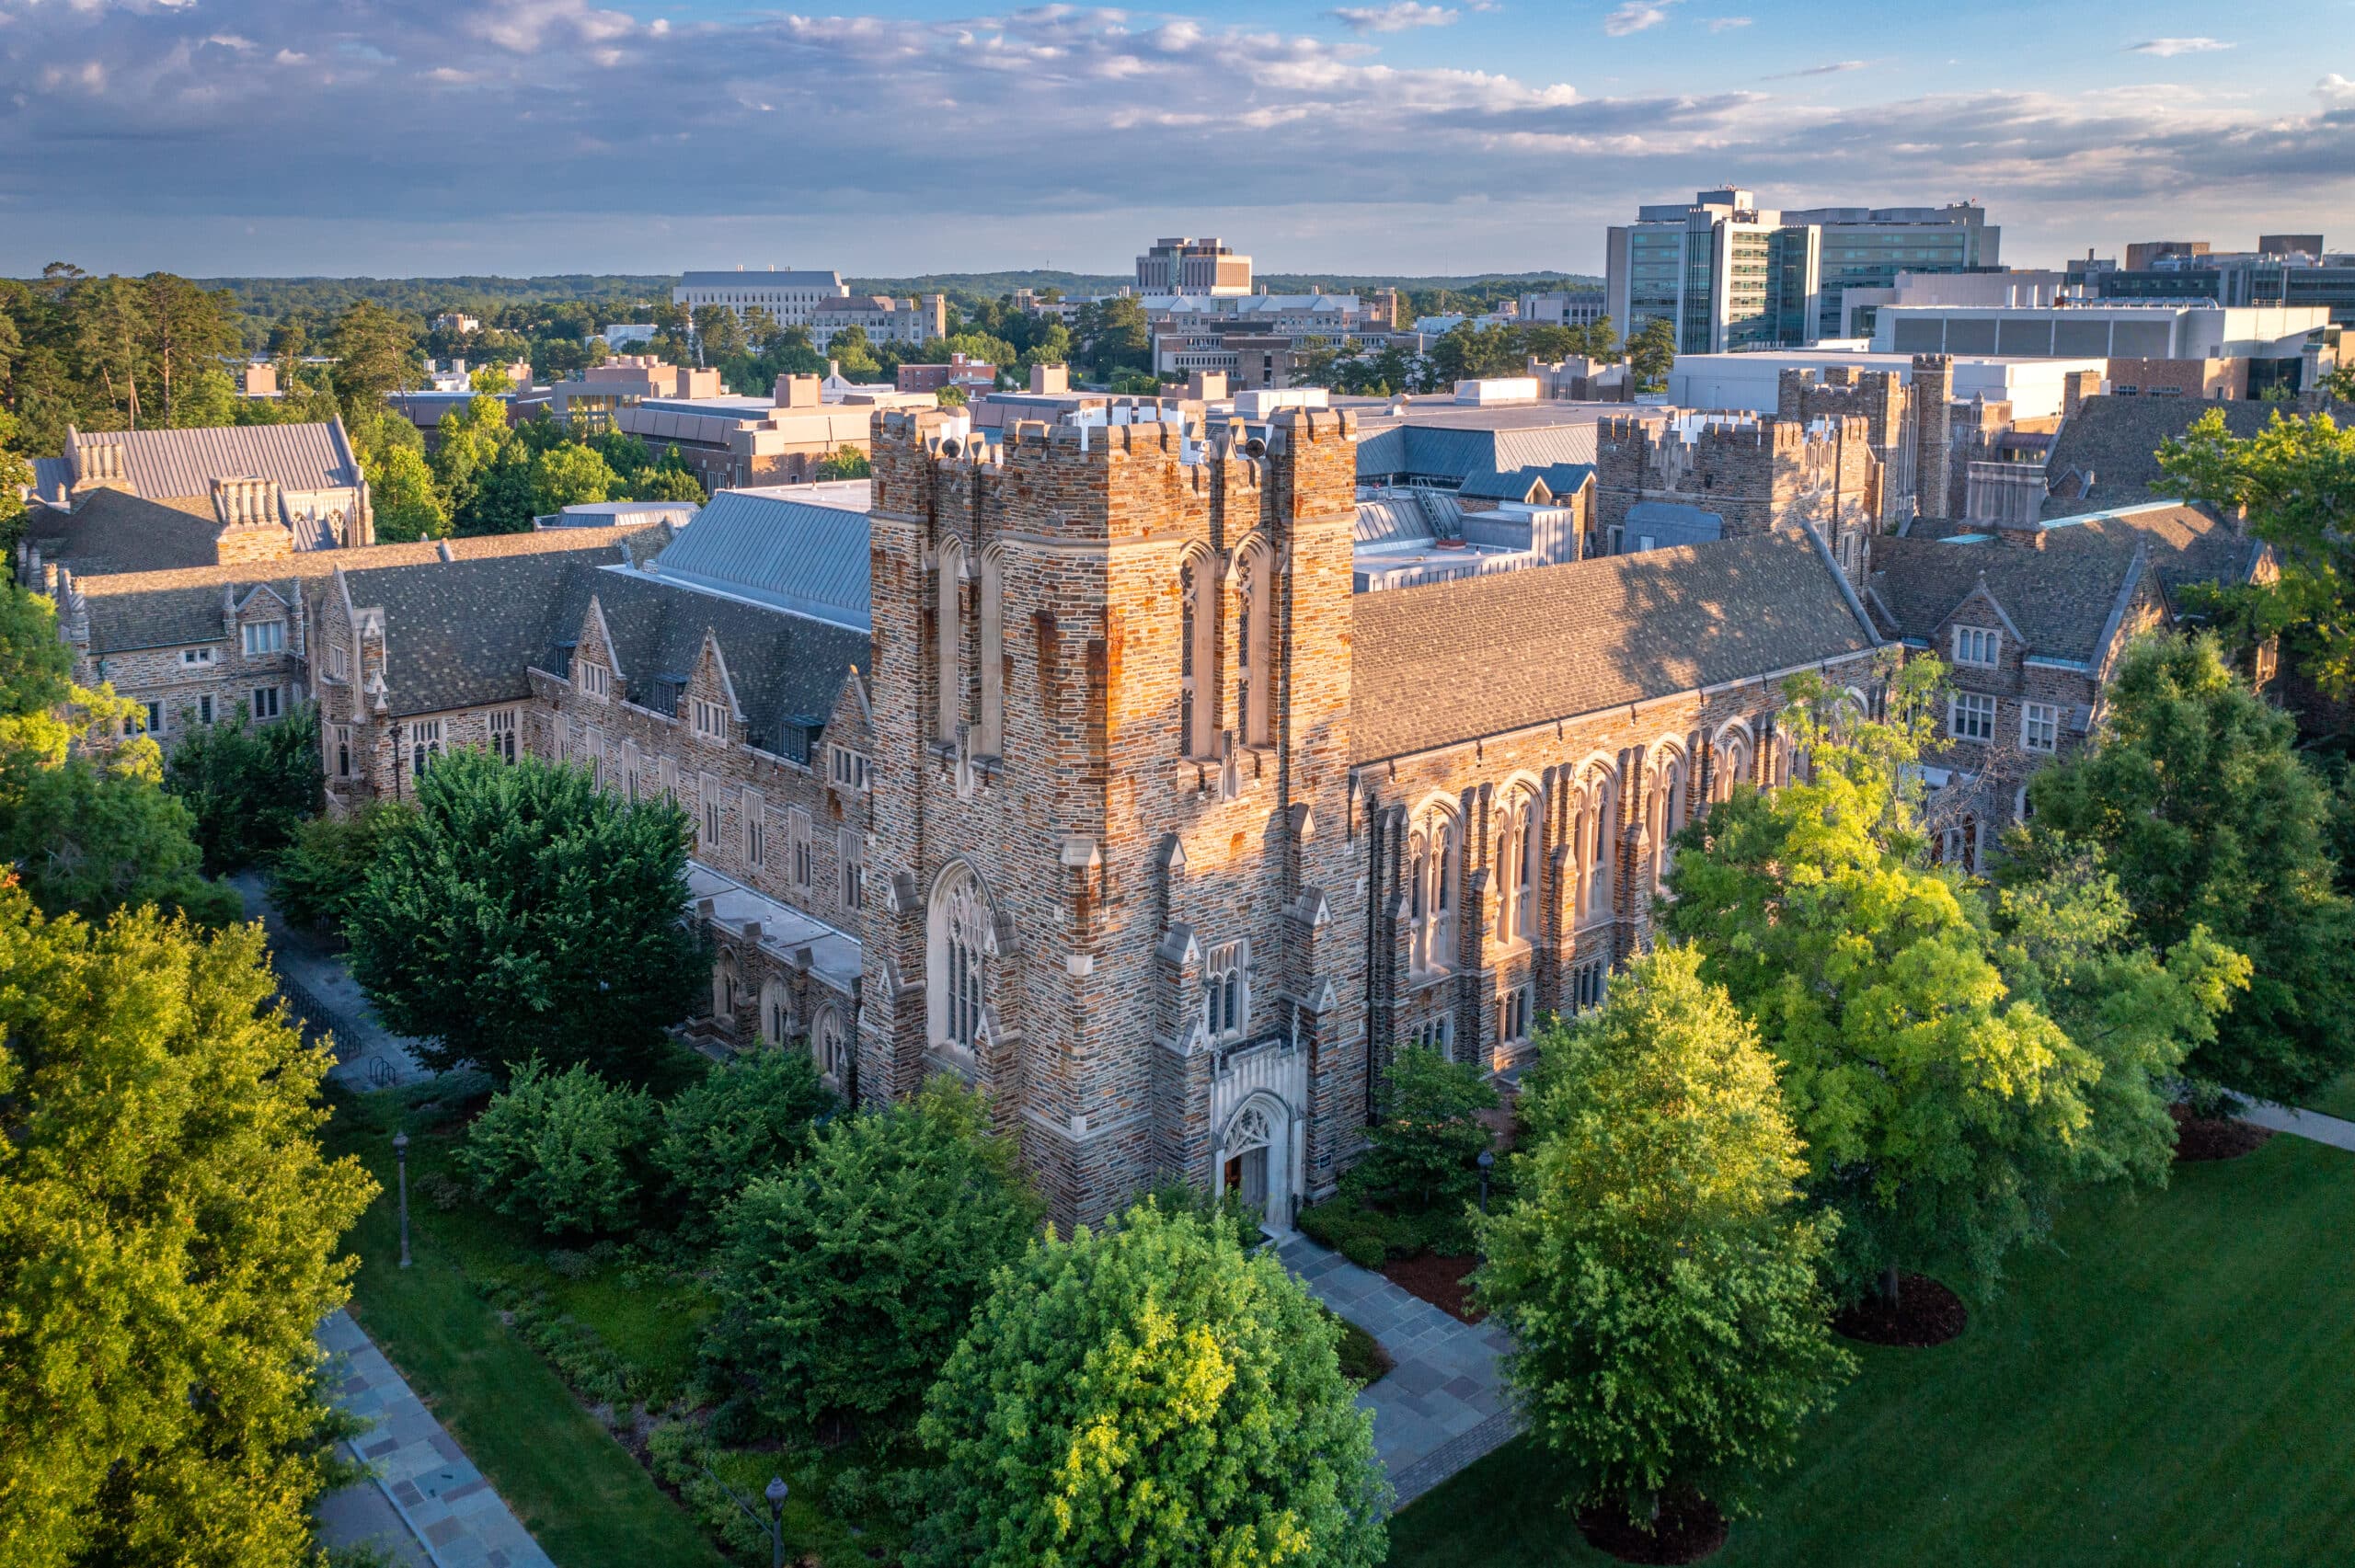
[675,269,854,326]
[1869,303,2334,361]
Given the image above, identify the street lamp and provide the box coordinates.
[1476,1149,1495,1216]
[764,1477,788,1568]
[392,1131,412,1269]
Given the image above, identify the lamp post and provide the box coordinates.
[392,1131,412,1269]
[764,1477,788,1568]
[1476,1149,1495,1216]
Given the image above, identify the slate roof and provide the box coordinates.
[62,420,361,502]
[342,547,637,717]
[75,528,669,657]
[1867,502,2264,665]
[550,567,868,761]
[24,489,227,576]
[1350,530,1879,763]
[2040,396,2278,520]
[643,490,872,630]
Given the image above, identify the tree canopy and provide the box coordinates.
[0,887,374,1568]
[344,749,706,1081]
[913,1200,1388,1568]
[1480,946,1853,1526]
[2017,634,2354,1104]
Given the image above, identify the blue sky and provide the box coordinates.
[1,0,2348,277]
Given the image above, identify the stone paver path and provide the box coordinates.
[233,872,431,1090]
[319,1310,556,1568]
[2241,1100,2355,1153]
[1278,1235,1521,1508]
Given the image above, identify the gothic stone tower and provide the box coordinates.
[860,404,1365,1230]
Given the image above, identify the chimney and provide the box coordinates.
[1187,370,1228,401]
[775,373,822,409]
[1030,362,1070,395]
[1997,521,2046,550]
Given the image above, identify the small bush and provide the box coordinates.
[461,1059,658,1237]
[1356,1045,1499,1212]
[416,1170,467,1211]
[545,1248,595,1280]
[1340,1231,1387,1269]
[825,1465,875,1516]
[654,1047,837,1237]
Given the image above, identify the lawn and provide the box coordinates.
[325,1075,909,1568]
[1387,1133,2355,1567]
[2302,1069,2355,1123]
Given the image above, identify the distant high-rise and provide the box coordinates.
[1604,190,2000,352]
[1136,237,1253,297]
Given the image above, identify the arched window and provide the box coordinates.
[1495,793,1540,945]
[1419,811,1459,973]
[935,539,965,743]
[759,979,792,1047]
[1202,939,1248,1043]
[976,547,1005,757]
[811,1003,848,1087]
[1178,550,1217,757]
[1235,541,1274,748]
[1649,751,1688,892]
[1407,830,1430,971]
[713,954,741,1023]
[927,864,989,1059]
[1711,728,1752,803]
[1582,768,1618,922]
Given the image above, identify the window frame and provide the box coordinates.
[1948,691,1997,744]
[2020,700,2059,753]
[241,620,287,657]
[1202,939,1250,1044]
[1950,624,2002,669]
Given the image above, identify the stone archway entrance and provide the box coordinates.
[1214,1094,1293,1235]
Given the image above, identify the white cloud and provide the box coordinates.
[1706,15,1752,30]
[1603,1,1672,35]
[2129,37,2233,56]
[2316,73,2355,106]
[1761,59,1866,80]
[1327,2,1457,31]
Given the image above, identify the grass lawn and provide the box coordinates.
[1387,1134,2355,1567]
[2302,1070,2355,1123]
[325,1075,908,1568]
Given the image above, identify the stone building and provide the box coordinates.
[1865,500,2273,866]
[1593,407,1882,576]
[22,420,376,560]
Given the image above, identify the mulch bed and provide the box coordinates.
[1832,1272,1968,1348]
[2171,1103,2275,1162]
[1576,1494,1729,1564]
[1379,1252,1484,1324]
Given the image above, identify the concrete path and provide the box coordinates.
[1277,1235,1522,1509]
[318,1310,556,1568]
[2240,1100,2355,1153]
[232,872,431,1090]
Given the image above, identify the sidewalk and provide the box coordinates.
[318,1310,556,1568]
[232,871,431,1090]
[1276,1235,1522,1510]
[2240,1099,2355,1153]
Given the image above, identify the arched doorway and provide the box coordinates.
[1214,1093,1294,1234]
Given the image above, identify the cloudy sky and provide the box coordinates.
[1,0,2349,278]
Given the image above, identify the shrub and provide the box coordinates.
[1355,1044,1499,1212]
[654,1047,836,1237]
[461,1059,658,1237]
[706,1076,1040,1431]
[270,801,412,935]
[162,699,324,873]
[911,1201,1389,1568]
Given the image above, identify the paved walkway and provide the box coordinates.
[233,872,431,1090]
[1277,1235,1521,1509]
[318,1310,556,1568]
[2241,1100,2355,1152]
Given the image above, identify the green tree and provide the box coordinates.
[327,300,419,418]
[1662,668,2106,1301]
[1081,296,1151,378]
[529,441,617,515]
[707,1076,1040,1430]
[461,1059,659,1238]
[0,887,375,1568]
[431,394,513,525]
[814,448,871,481]
[366,441,450,541]
[2156,406,2355,692]
[654,1047,835,1238]
[827,326,880,381]
[912,1201,1388,1568]
[1353,1043,1498,1213]
[345,750,706,1081]
[161,700,324,873]
[269,800,413,936]
[2018,634,2355,1104]
[1477,946,1853,1529]
[1626,317,1677,391]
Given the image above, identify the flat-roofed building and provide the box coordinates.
[675,269,852,326]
